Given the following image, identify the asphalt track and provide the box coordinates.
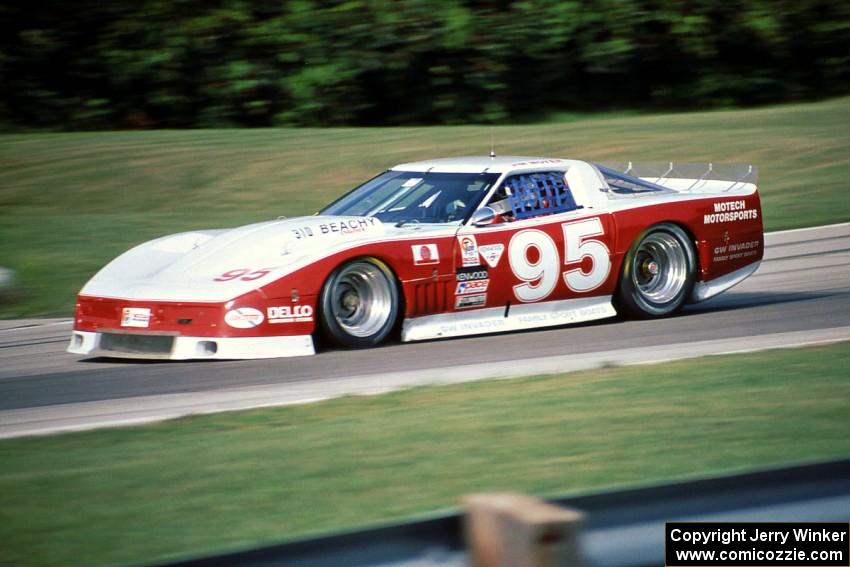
[1,223,848,438]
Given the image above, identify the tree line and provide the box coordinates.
[1,0,849,129]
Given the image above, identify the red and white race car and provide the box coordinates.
[68,156,763,360]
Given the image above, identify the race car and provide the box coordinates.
[68,156,763,360]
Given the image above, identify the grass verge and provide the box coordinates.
[1,97,850,317]
[1,341,849,566]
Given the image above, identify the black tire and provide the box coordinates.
[615,223,696,318]
[319,258,400,348]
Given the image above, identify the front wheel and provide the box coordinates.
[616,223,696,318]
[319,258,400,348]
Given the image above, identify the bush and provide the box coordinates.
[1,0,849,129]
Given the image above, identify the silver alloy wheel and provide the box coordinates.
[328,261,394,339]
[631,231,689,305]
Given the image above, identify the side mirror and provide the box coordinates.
[470,206,497,227]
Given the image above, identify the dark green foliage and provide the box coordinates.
[2,0,850,129]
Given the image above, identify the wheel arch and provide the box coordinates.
[335,253,407,317]
[353,253,407,332]
[613,220,698,318]
[613,220,700,290]
[315,254,405,347]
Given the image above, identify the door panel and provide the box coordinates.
[453,211,616,311]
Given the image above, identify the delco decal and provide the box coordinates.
[268,305,314,323]
[121,307,151,328]
[412,244,439,265]
[458,235,479,267]
[455,294,487,309]
[224,307,264,329]
[703,200,759,224]
[478,243,505,268]
[456,266,488,282]
[456,280,489,295]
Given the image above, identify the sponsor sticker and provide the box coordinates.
[703,200,759,224]
[268,305,314,324]
[510,159,563,167]
[412,243,439,265]
[319,218,379,235]
[455,294,487,309]
[455,280,489,295]
[456,266,489,282]
[712,239,760,263]
[291,218,380,239]
[121,307,151,328]
[224,307,264,329]
[458,234,479,267]
[478,243,505,268]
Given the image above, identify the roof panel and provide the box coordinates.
[391,156,581,174]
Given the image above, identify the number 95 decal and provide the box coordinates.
[213,268,272,282]
[509,218,611,302]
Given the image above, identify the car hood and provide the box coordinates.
[80,216,389,302]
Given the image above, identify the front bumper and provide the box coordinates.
[67,330,315,360]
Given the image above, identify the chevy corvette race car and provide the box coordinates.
[68,156,763,360]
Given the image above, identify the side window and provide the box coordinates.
[491,171,581,221]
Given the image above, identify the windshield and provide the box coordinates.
[321,170,501,225]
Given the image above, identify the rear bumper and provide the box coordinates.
[67,330,315,360]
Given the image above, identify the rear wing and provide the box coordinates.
[599,162,758,193]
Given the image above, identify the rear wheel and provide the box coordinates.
[616,223,696,318]
[319,258,399,347]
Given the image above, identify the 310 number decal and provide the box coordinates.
[508,218,611,302]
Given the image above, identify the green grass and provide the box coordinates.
[1,342,849,567]
[2,97,849,317]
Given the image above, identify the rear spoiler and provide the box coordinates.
[599,162,758,193]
